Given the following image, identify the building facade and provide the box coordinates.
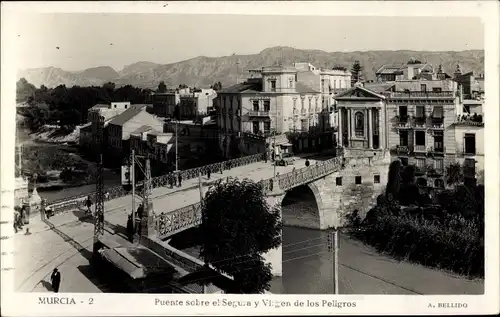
[217,65,327,157]
[106,104,165,164]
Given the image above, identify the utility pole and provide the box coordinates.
[93,116,105,253]
[175,119,179,172]
[131,150,136,238]
[198,172,206,294]
[327,229,340,294]
[273,99,277,178]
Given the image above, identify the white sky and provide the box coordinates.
[12,13,483,71]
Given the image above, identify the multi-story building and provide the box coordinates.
[217,65,328,157]
[80,102,133,154]
[106,104,164,164]
[375,60,434,82]
[151,88,217,119]
[335,76,484,191]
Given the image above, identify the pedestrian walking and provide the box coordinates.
[264,151,268,163]
[136,204,144,219]
[305,159,310,167]
[104,192,110,200]
[13,210,19,233]
[178,173,182,187]
[126,214,134,242]
[220,162,224,174]
[168,173,174,189]
[50,268,61,293]
[207,169,211,180]
[85,196,92,215]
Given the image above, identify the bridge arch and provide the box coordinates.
[280,182,325,230]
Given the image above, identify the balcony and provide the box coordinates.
[429,117,444,130]
[395,115,411,129]
[413,116,427,129]
[248,111,270,117]
[389,91,454,99]
[428,146,445,156]
[413,145,427,154]
[426,165,444,176]
[391,145,411,155]
[301,108,307,115]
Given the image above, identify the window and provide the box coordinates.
[432,106,444,119]
[252,100,259,111]
[336,177,342,186]
[301,119,308,132]
[270,80,276,92]
[263,100,270,112]
[252,121,259,134]
[432,87,442,93]
[263,121,271,134]
[399,130,409,146]
[354,111,364,137]
[434,158,444,170]
[289,78,293,88]
[415,130,426,146]
[416,105,425,119]
[463,105,471,113]
[433,132,444,151]
[464,133,476,155]
[398,105,408,118]
[293,98,297,109]
[355,176,362,184]
[421,84,427,92]
[374,175,380,184]
[434,178,444,188]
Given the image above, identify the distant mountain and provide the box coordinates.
[17,46,485,89]
[79,66,119,82]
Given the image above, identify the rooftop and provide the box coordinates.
[108,104,148,126]
[131,125,154,134]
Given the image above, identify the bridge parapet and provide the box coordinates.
[155,152,345,240]
[46,152,266,214]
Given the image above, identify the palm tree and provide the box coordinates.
[446,163,463,187]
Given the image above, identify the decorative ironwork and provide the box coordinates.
[154,154,344,239]
[46,152,266,213]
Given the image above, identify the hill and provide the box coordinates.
[79,66,120,82]
[17,46,484,89]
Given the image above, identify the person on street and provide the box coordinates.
[168,173,174,189]
[126,214,134,242]
[13,210,20,233]
[50,268,61,293]
[178,173,182,187]
[305,159,310,167]
[85,196,92,215]
[136,204,144,219]
[207,169,211,180]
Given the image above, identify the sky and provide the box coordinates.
[13,14,484,71]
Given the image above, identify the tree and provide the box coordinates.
[446,162,463,187]
[385,160,403,201]
[200,178,282,293]
[157,81,167,93]
[350,60,363,85]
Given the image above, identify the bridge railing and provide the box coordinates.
[155,150,345,239]
[46,152,266,214]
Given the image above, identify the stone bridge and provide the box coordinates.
[46,148,391,276]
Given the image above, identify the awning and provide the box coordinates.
[432,106,443,118]
[100,246,177,280]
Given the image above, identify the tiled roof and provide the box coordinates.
[295,82,319,94]
[108,104,147,126]
[219,82,261,93]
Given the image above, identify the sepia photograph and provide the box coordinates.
[1,1,499,316]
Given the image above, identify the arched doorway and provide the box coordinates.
[281,185,321,229]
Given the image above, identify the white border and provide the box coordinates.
[1,1,499,316]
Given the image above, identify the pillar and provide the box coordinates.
[368,108,373,149]
[347,109,351,147]
[262,192,285,277]
[378,108,385,149]
[338,108,343,146]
